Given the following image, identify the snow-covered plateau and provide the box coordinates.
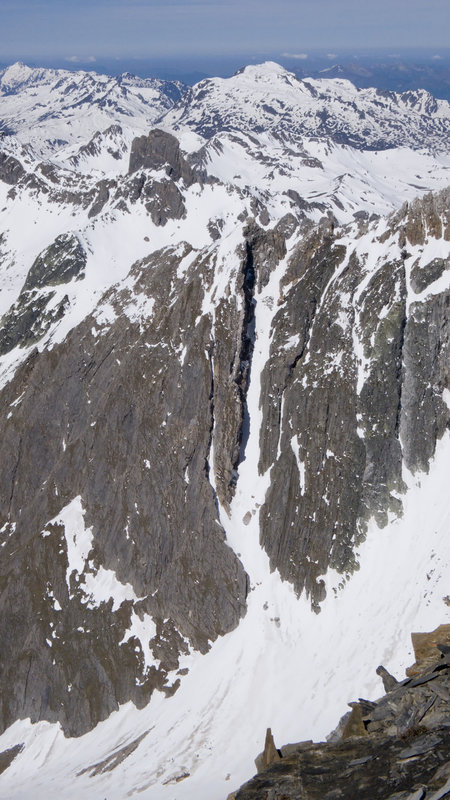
[0,60,449,800]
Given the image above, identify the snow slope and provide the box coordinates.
[163,61,450,151]
[0,62,186,161]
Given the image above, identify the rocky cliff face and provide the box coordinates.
[0,176,448,737]
[259,189,450,605]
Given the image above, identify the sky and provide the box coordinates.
[0,0,449,64]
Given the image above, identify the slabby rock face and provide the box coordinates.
[126,130,198,225]
[0,243,248,736]
[128,128,196,187]
[0,233,86,356]
[0,151,25,185]
[259,189,450,608]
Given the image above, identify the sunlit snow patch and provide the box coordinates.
[46,496,142,611]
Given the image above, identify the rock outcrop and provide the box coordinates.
[0,184,448,738]
[0,151,25,185]
[0,57,449,759]
[259,188,450,607]
[0,242,249,736]
[128,128,196,187]
[0,233,86,355]
[232,628,450,800]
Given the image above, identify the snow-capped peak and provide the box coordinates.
[162,61,450,151]
[0,61,36,90]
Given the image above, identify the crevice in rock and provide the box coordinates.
[205,339,220,514]
[23,654,32,706]
[393,258,408,447]
[395,297,408,440]
[233,241,256,480]
[8,435,22,516]
[83,344,116,381]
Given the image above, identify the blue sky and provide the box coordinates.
[0,0,449,61]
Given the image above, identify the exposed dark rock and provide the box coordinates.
[0,242,248,737]
[77,729,150,776]
[0,291,69,355]
[244,220,286,292]
[410,257,449,294]
[257,189,449,608]
[0,178,448,747]
[23,233,87,291]
[400,292,449,473]
[0,151,25,185]
[144,178,186,225]
[235,728,450,800]
[128,128,196,187]
[342,704,368,738]
[254,728,282,773]
[377,665,400,692]
[88,179,116,218]
[406,625,450,676]
[212,222,286,506]
[0,744,24,775]
[391,188,450,247]
[357,255,407,526]
[259,232,365,604]
[0,233,87,355]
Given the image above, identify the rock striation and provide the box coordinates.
[259,188,450,607]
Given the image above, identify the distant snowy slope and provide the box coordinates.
[163,61,450,150]
[0,62,187,159]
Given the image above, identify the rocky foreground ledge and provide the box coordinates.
[229,625,450,800]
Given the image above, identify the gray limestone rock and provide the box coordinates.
[233,660,450,799]
[377,665,400,692]
[0,233,87,355]
[0,291,69,355]
[0,180,449,744]
[128,128,196,187]
[144,178,186,225]
[257,189,449,607]
[400,291,449,473]
[259,233,365,605]
[0,152,25,185]
[0,242,248,737]
[410,257,449,294]
[23,233,87,291]
[88,179,116,218]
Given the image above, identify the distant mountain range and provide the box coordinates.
[1,50,449,99]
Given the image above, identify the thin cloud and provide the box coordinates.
[327,53,337,59]
[432,54,442,60]
[65,55,96,63]
[282,52,308,59]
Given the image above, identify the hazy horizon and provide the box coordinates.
[1,0,449,64]
[1,47,449,101]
